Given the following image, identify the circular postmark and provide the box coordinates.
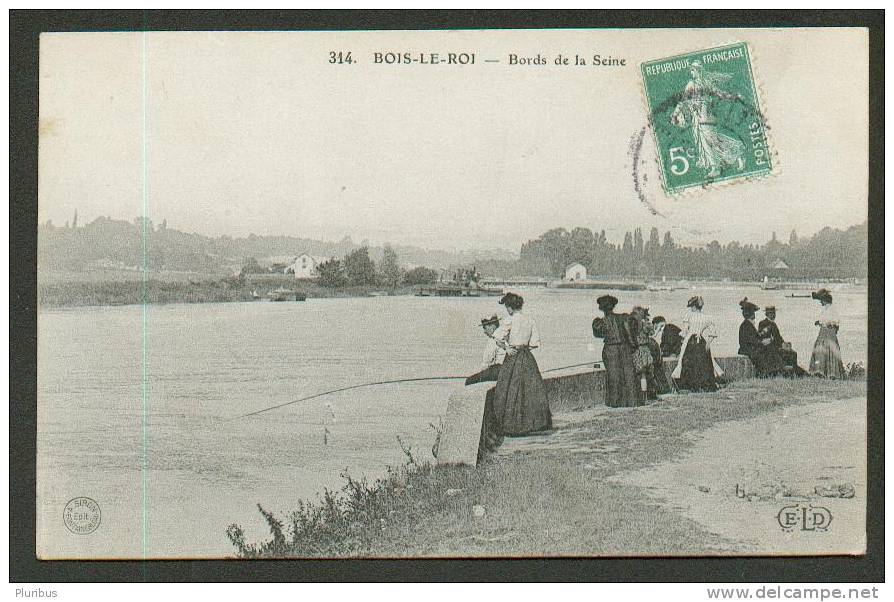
[63,497,101,535]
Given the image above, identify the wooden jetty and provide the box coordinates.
[416,284,504,297]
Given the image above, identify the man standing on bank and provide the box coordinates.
[759,305,807,377]
[490,293,553,435]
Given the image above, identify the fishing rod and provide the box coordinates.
[231,360,603,421]
[544,361,602,373]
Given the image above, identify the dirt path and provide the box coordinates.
[612,396,866,555]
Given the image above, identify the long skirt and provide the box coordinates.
[677,335,718,392]
[648,339,675,394]
[602,343,643,407]
[465,364,504,460]
[779,347,808,378]
[478,388,504,461]
[750,346,786,378]
[809,326,845,379]
[492,348,552,436]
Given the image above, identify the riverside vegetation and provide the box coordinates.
[226,376,866,558]
[37,247,439,307]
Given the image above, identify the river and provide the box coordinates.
[36,285,867,558]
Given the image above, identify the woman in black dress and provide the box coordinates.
[592,295,642,407]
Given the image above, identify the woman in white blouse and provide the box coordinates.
[671,295,724,391]
[490,292,552,436]
[809,289,845,378]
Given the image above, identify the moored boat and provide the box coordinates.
[416,284,503,297]
[268,287,307,302]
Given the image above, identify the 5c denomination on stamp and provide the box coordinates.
[641,42,772,194]
[63,497,101,535]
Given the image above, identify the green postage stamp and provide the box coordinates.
[641,42,772,194]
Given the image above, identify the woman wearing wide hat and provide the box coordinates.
[593,295,642,407]
[809,289,845,379]
[671,295,723,392]
[489,293,552,435]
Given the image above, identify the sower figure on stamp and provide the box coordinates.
[671,61,746,179]
[593,295,642,407]
[490,293,552,436]
[465,315,506,458]
[759,305,807,377]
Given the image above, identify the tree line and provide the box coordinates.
[314,246,439,289]
[511,222,868,280]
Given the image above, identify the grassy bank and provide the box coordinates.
[226,377,866,558]
[37,275,418,307]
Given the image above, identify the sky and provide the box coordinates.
[38,28,868,252]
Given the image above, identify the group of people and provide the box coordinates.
[465,288,847,454]
[593,287,846,407]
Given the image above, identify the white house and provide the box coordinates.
[564,262,587,281]
[287,253,327,279]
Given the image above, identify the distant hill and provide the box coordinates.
[37,217,517,275]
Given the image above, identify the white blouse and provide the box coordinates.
[494,311,541,348]
[481,337,507,368]
[680,308,717,340]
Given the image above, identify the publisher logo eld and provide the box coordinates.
[777,504,833,532]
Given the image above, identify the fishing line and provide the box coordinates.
[231,360,602,421]
[231,375,467,420]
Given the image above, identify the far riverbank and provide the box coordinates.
[37,275,419,308]
[37,272,866,309]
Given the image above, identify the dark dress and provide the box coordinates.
[465,364,503,460]
[758,318,806,377]
[492,348,552,435]
[678,335,718,392]
[648,338,675,394]
[660,323,684,357]
[738,319,784,377]
[593,313,643,407]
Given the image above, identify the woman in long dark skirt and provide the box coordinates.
[593,295,642,407]
[490,293,552,435]
[647,315,676,395]
[671,296,722,392]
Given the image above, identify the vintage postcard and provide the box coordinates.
[35,27,869,560]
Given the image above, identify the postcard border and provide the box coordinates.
[10,8,884,583]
